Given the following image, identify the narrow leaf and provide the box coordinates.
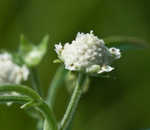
[0,95,31,104]
[0,84,41,100]
[21,100,35,109]
[104,36,148,51]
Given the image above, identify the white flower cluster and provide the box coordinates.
[55,31,121,74]
[0,53,29,84]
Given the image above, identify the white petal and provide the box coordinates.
[98,65,114,74]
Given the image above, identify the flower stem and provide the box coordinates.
[60,73,85,130]
[38,102,58,130]
[47,65,67,107]
[30,67,43,97]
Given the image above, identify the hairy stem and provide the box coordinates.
[60,73,85,130]
[38,102,58,130]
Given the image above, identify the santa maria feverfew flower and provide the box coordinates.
[55,31,121,74]
[0,52,29,84]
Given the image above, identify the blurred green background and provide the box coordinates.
[0,0,150,130]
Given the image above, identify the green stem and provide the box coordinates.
[30,67,43,97]
[38,102,58,130]
[60,73,85,130]
[47,65,67,107]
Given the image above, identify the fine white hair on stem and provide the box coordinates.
[55,31,121,74]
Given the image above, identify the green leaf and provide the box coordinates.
[104,36,148,51]
[19,35,49,67]
[0,84,58,130]
[20,100,35,109]
[0,84,41,100]
[0,95,31,104]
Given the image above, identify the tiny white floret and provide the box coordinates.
[55,43,63,56]
[109,47,121,59]
[98,65,114,74]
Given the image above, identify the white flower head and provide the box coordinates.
[55,31,121,74]
[0,52,29,84]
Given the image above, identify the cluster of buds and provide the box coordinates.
[55,31,121,74]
